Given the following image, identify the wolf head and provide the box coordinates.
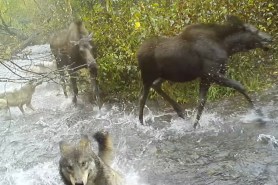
[28,79,43,87]
[59,135,98,185]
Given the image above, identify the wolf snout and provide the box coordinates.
[75,183,84,185]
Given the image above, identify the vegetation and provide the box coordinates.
[0,0,277,104]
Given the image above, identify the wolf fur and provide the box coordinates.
[0,80,42,113]
[93,131,113,166]
[59,131,123,185]
[29,61,57,74]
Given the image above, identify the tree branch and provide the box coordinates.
[0,12,28,40]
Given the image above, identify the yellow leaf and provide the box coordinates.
[134,22,141,29]
[152,3,159,7]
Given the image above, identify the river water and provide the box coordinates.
[0,45,277,185]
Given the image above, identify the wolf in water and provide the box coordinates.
[59,131,123,185]
[0,80,42,114]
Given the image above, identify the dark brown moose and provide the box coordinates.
[50,21,101,108]
[137,15,272,128]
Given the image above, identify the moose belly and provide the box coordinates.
[161,69,200,82]
[159,59,201,82]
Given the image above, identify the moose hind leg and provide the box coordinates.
[139,83,151,124]
[152,79,184,119]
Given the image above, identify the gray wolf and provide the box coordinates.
[59,131,123,185]
[28,61,57,75]
[137,15,272,128]
[50,20,101,108]
[0,80,42,114]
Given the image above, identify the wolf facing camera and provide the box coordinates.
[59,131,123,185]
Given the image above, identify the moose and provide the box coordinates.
[50,20,101,108]
[137,15,272,128]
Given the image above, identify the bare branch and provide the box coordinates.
[0,62,25,79]
[11,32,41,56]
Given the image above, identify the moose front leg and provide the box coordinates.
[193,79,210,129]
[59,70,68,98]
[69,72,78,104]
[211,73,265,123]
[88,62,101,109]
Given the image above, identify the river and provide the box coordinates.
[0,45,277,185]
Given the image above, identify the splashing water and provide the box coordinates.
[0,45,278,185]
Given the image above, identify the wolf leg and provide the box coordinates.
[18,104,25,114]
[26,102,35,111]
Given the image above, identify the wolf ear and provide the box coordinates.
[59,141,72,157]
[70,40,80,46]
[79,135,91,152]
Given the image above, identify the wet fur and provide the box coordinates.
[137,15,272,128]
[28,61,57,75]
[59,131,123,185]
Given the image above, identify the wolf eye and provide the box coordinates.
[67,165,73,171]
[81,161,87,167]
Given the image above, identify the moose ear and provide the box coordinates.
[225,15,243,27]
[79,135,91,152]
[87,33,93,41]
[59,141,72,157]
[70,40,79,46]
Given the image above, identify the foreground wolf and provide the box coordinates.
[0,80,42,113]
[59,131,123,185]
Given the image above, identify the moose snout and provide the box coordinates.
[258,31,272,43]
[87,61,98,74]
[258,31,272,51]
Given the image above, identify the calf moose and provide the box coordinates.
[50,21,101,108]
[137,15,272,128]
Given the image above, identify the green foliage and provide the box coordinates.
[0,0,73,60]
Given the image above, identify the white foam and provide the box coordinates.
[257,134,278,148]
[0,162,61,185]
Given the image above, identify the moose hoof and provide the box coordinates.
[193,122,199,129]
[177,111,185,119]
[72,97,77,105]
[256,117,267,126]
[139,116,144,125]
